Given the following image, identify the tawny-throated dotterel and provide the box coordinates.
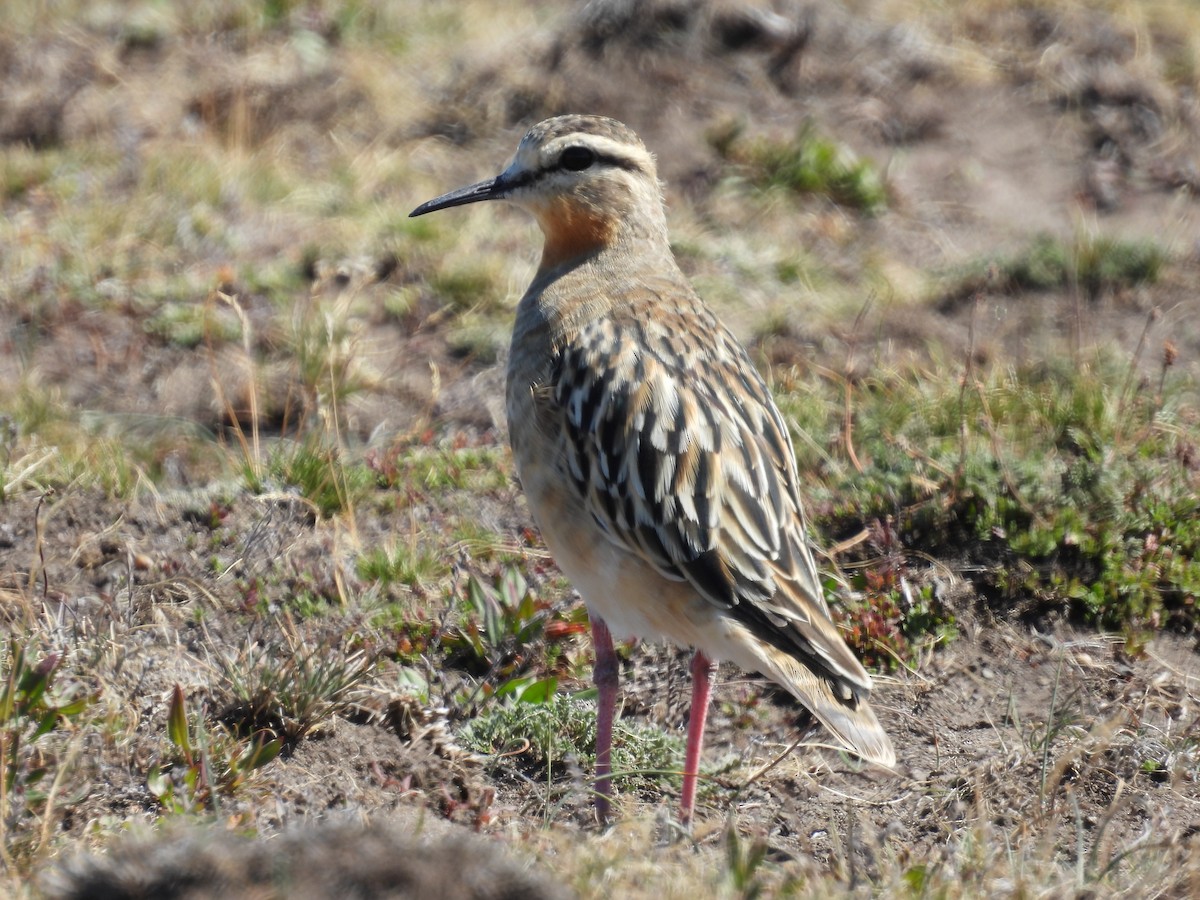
[411,114,894,825]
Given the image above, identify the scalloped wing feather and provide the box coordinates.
[552,283,874,701]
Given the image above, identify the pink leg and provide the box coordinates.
[590,617,619,823]
[680,651,716,826]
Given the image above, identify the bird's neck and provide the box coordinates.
[535,200,617,273]
[514,236,684,354]
[533,195,672,277]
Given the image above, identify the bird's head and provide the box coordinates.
[411,115,668,270]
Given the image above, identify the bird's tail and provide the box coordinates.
[727,633,896,767]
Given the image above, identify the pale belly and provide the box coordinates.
[506,327,740,656]
[516,450,722,650]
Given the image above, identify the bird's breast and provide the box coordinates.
[534,198,618,274]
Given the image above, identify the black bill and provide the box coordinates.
[409,176,507,217]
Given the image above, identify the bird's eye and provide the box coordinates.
[560,145,597,171]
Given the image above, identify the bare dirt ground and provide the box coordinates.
[2,0,1199,896]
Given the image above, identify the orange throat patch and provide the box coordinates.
[535,198,617,272]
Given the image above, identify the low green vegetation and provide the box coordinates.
[368,443,509,493]
[784,346,1198,648]
[213,641,374,744]
[357,540,448,589]
[459,693,684,797]
[437,565,588,696]
[148,684,282,815]
[833,568,958,671]
[429,264,504,313]
[713,121,888,214]
[259,436,376,518]
[0,396,192,499]
[943,232,1167,303]
[144,298,244,349]
[0,639,91,867]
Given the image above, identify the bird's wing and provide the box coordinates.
[552,283,873,699]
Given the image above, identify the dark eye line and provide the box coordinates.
[553,151,641,174]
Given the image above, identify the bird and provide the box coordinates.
[410,114,895,825]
